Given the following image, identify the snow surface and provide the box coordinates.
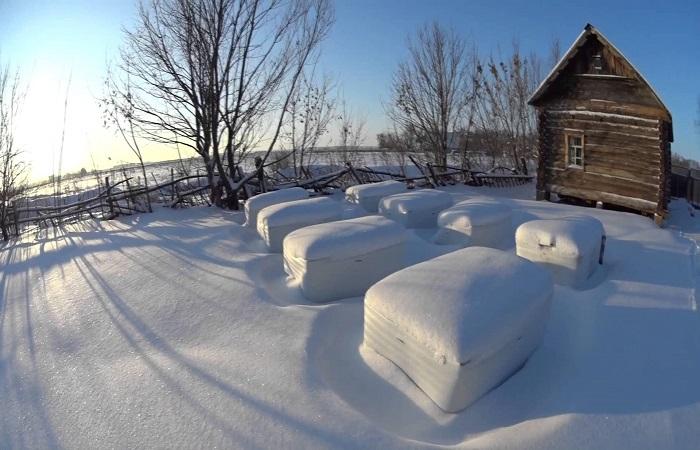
[365,246,553,364]
[256,196,343,252]
[2,186,700,449]
[244,187,308,227]
[284,216,408,302]
[379,189,454,228]
[345,181,407,213]
[434,199,513,248]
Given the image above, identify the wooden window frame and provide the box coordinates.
[565,132,585,169]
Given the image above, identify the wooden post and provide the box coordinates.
[170,168,175,203]
[345,162,363,184]
[408,155,434,188]
[105,176,115,219]
[255,156,266,193]
[426,163,443,186]
[12,201,19,236]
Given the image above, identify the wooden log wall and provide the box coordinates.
[540,109,663,213]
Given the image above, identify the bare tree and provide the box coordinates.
[387,22,475,167]
[102,70,152,212]
[284,70,336,176]
[473,43,541,173]
[335,98,365,166]
[0,61,27,241]
[108,0,334,208]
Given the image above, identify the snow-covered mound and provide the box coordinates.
[244,187,308,227]
[345,180,407,213]
[256,196,343,252]
[283,216,408,302]
[516,216,605,288]
[379,189,454,228]
[433,199,513,248]
[364,246,553,412]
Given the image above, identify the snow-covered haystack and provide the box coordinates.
[433,200,512,247]
[378,189,453,228]
[364,246,553,412]
[244,187,309,227]
[345,181,407,213]
[283,216,409,302]
[256,197,342,252]
[516,216,605,288]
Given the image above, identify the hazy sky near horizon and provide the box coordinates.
[1,0,698,180]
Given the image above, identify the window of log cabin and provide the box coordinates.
[566,134,584,169]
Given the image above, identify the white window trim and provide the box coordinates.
[565,132,585,169]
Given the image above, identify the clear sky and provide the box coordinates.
[1,0,698,180]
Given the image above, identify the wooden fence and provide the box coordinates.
[670,166,700,208]
[3,157,534,240]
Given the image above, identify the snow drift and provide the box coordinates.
[516,216,605,288]
[283,216,409,302]
[378,189,454,228]
[256,196,342,252]
[364,246,553,412]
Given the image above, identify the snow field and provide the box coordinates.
[3,185,700,449]
[516,216,606,288]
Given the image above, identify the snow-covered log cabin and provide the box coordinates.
[528,24,672,224]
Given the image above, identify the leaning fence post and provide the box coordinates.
[12,201,19,236]
[255,156,266,193]
[171,168,175,203]
[105,176,115,219]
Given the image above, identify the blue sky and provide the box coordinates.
[1,0,698,179]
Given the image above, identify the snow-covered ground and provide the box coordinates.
[2,184,700,449]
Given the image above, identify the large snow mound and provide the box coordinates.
[283,216,408,302]
[516,216,605,288]
[364,246,553,412]
[244,187,308,227]
[433,199,513,247]
[345,181,407,213]
[257,196,342,252]
[378,189,454,228]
